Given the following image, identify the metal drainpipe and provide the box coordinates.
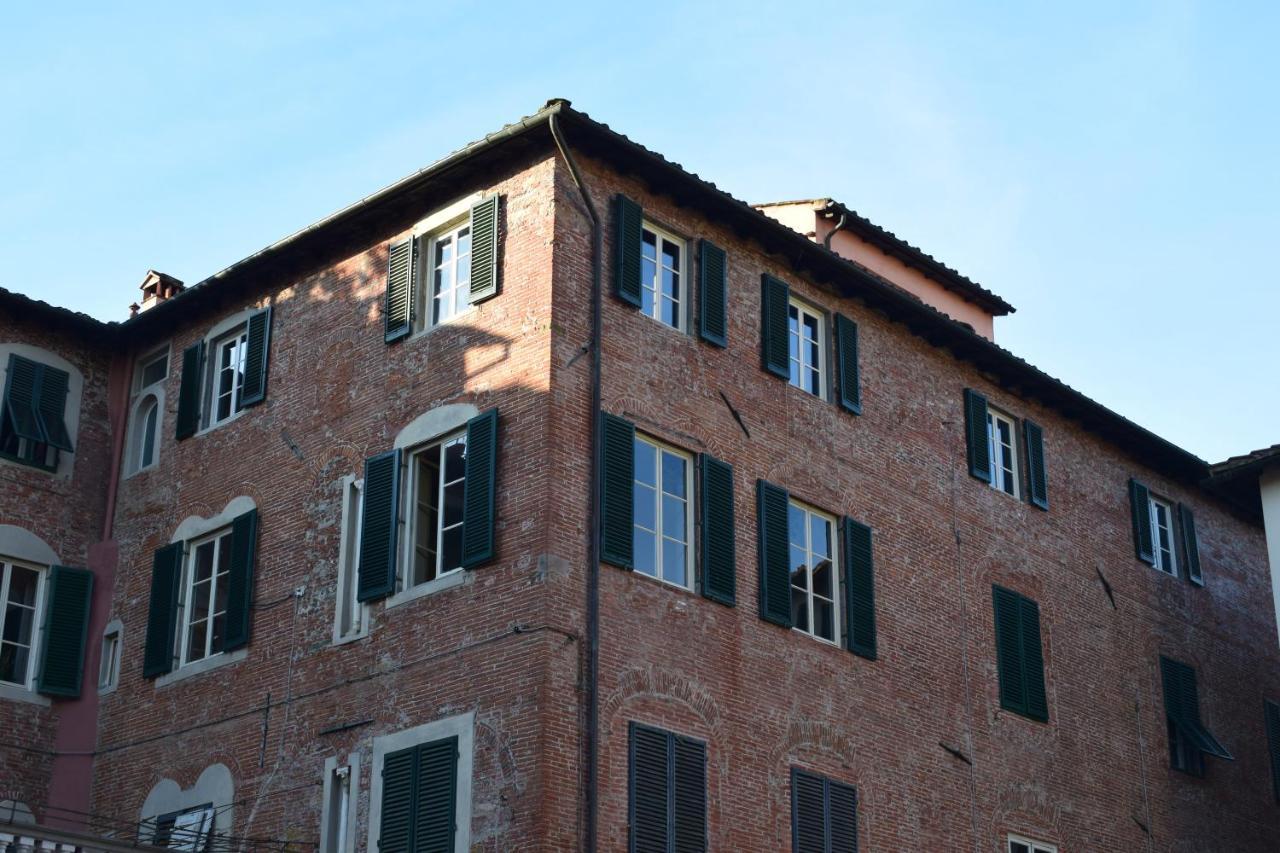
[822,210,849,250]
[549,110,603,853]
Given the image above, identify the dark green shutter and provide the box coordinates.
[842,518,876,660]
[993,585,1026,715]
[614,195,643,307]
[791,769,825,853]
[2,354,44,443]
[35,566,93,697]
[384,239,416,344]
[601,413,635,569]
[358,449,402,601]
[1265,700,1280,804]
[963,388,990,482]
[222,509,259,651]
[379,746,415,853]
[414,737,459,852]
[175,342,204,440]
[828,780,858,853]
[469,196,500,304]
[239,308,272,407]
[630,723,669,853]
[757,479,792,627]
[143,542,184,678]
[698,240,727,347]
[1129,479,1154,565]
[461,409,499,568]
[1022,420,1048,510]
[1178,504,1203,586]
[1019,596,1048,721]
[672,735,707,853]
[33,364,74,451]
[699,454,735,606]
[760,274,790,379]
[1160,655,1232,760]
[834,314,861,415]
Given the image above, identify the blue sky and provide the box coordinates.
[3,2,1276,462]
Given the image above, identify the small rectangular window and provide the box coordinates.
[632,435,693,590]
[179,530,234,666]
[136,348,170,392]
[788,299,826,397]
[1008,836,1056,853]
[204,327,249,428]
[0,558,46,689]
[99,627,121,689]
[639,223,686,330]
[1148,495,1178,576]
[323,764,353,853]
[423,221,473,328]
[986,408,1019,497]
[405,431,467,589]
[788,501,839,644]
[335,477,368,641]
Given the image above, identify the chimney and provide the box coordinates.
[130,271,185,317]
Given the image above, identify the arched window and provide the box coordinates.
[131,394,160,474]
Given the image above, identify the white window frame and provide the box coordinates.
[334,476,369,644]
[401,430,468,593]
[99,620,123,692]
[788,500,840,645]
[788,298,826,398]
[1149,494,1178,576]
[127,345,170,476]
[0,558,47,692]
[367,711,473,853]
[1008,834,1057,853]
[177,529,233,668]
[418,218,474,331]
[986,407,1020,498]
[203,326,249,430]
[134,346,170,394]
[631,434,694,591]
[639,222,688,331]
[320,754,360,853]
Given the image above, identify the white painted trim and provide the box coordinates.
[367,712,474,853]
[0,343,84,478]
[393,403,479,451]
[333,475,369,645]
[1008,833,1058,853]
[0,682,50,706]
[98,618,124,694]
[319,753,360,853]
[0,526,59,566]
[383,567,469,610]
[631,434,695,591]
[786,297,828,400]
[154,647,247,688]
[638,219,690,333]
[787,498,841,647]
[125,389,165,477]
[412,193,484,238]
[172,495,257,544]
[986,406,1021,499]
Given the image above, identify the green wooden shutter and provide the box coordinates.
[1019,595,1048,721]
[757,479,792,627]
[672,734,707,853]
[699,454,735,606]
[760,274,790,379]
[358,449,402,601]
[1022,419,1048,510]
[222,509,259,651]
[1265,700,1280,804]
[834,314,862,415]
[239,308,272,407]
[461,409,499,568]
[175,342,204,440]
[601,413,636,569]
[33,364,74,451]
[698,240,728,347]
[413,737,459,853]
[1178,504,1203,586]
[1159,655,1232,759]
[379,746,416,853]
[384,239,416,343]
[1129,479,1154,565]
[614,195,643,307]
[468,195,500,304]
[842,518,876,660]
[791,769,825,853]
[828,780,858,853]
[143,543,184,677]
[2,354,44,443]
[963,389,990,482]
[35,566,93,697]
[992,585,1026,716]
[630,722,670,853]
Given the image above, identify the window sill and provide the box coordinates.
[194,408,247,439]
[98,680,118,696]
[154,647,248,688]
[0,454,60,476]
[333,626,370,647]
[405,307,477,344]
[0,682,51,706]
[384,570,469,610]
[631,568,695,596]
[790,628,841,649]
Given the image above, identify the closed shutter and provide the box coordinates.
[630,723,669,853]
[468,195,500,304]
[222,509,259,651]
[1,354,43,443]
[143,542,184,677]
[614,195,644,307]
[413,737,459,853]
[699,454,735,606]
[1129,479,1154,565]
[33,363,74,451]
[760,274,790,379]
[384,239,417,344]
[992,585,1026,715]
[379,746,416,853]
[672,735,707,853]
[790,769,826,853]
[1022,419,1048,510]
[963,389,990,482]
[601,413,636,569]
[461,409,499,568]
[757,479,792,627]
[697,240,728,347]
[35,566,93,697]
[1019,595,1048,721]
[1178,504,1203,586]
[175,342,204,440]
[842,518,876,660]
[358,449,402,602]
[834,314,861,415]
[1265,700,1280,804]
[239,308,272,407]
[827,780,858,853]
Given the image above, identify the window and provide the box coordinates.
[992,585,1049,722]
[0,559,45,689]
[986,408,1019,497]
[128,348,168,474]
[632,436,693,589]
[335,476,368,642]
[789,501,839,644]
[204,327,248,429]
[322,763,353,853]
[424,220,473,328]
[629,723,706,853]
[788,299,825,396]
[153,804,214,851]
[136,348,169,393]
[791,768,857,853]
[179,530,233,666]
[380,738,460,852]
[99,625,122,690]
[1160,655,1231,776]
[640,223,686,330]
[1008,836,1056,853]
[1149,495,1177,576]
[405,431,467,589]
[0,354,75,471]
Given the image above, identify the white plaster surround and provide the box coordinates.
[97,617,124,695]
[125,388,166,477]
[0,342,84,478]
[0,525,59,566]
[393,403,479,452]
[154,647,247,688]
[171,495,257,544]
[319,753,361,853]
[411,193,484,238]
[140,763,234,843]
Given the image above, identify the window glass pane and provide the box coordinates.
[661,494,685,540]
[642,230,657,259]
[188,620,207,662]
[634,528,657,576]
[194,542,214,584]
[142,354,168,388]
[662,539,686,586]
[634,481,656,531]
[2,602,32,644]
[141,402,158,467]
[442,480,465,528]
[1009,844,1030,853]
[440,526,463,573]
[661,452,685,498]
[814,598,834,640]
[0,644,29,684]
[788,504,806,547]
[661,238,679,268]
[634,440,657,486]
[791,586,809,632]
[812,558,833,599]
[8,567,38,607]
[810,515,830,557]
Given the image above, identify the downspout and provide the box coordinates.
[822,209,849,250]
[549,109,603,853]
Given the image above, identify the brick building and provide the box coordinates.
[1,99,1278,852]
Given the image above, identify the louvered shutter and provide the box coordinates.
[672,735,707,853]
[469,196,500,304]
[1129,479,1154,564]
[1265,700,1280,804]
[993,585,1026,715]
[2,354,43,443]
[757,480,792,627]
[601,413,636,569]
[834,314,862,415]
[222,509,259,651]
[175,342,204,440]
[33,364,74,451]
[358,449,402,601]
[35,566,93,697]
[614,195,643,307]
[413,737,459,853]
[379,746,416,853]
[1022,420,1048,510]
[964,389,990,482]
[699,454,735,606]
[384,239,416,343]
[143,543,184,678]
[1159,655,1232,759]
[760,274,790,379]
[698,240,727,347]
[1019,595,1048,721]
[791,769,826,853]
[461,409,499,568]
[828,780,858,853]
[1178,504,1203,586]
[843,518,876,660]
[239,308,272,407]
[630,723,670,853]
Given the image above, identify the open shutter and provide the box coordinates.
[239,308,272,407]
[791,769,825,853]
[461,409,499,568]
[672,735,707,853]
[992,585,1026,715]
[1129,479,1154,565]
[222,509,259,651]
[964,389,990,482]
[384,239,416,344]
[1019,596,1048,721]
[698,240,728,347]
[2,354,44,443]
[699,454,735,606]
[834,314,862,415]
[1160,655,1232,760]
[843,518,876,660]
[760,274,790,380]
[1178,504,1203,586]
[379,746,416,853]
[34,364,74,451]
[469,195,500,304]
[1022,420,1048,510]
[357,449,402,601]
[630,723,670,853]
[1265,700,1280,804]
[414,737,459,853]
[35,566,93,697]
[601,413,636,569]
[175,342,204,440]
[143,542,184,678]
[757,479,792,627]
[614,195,643,307]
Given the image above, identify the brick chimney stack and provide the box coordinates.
[129,270,185,317]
